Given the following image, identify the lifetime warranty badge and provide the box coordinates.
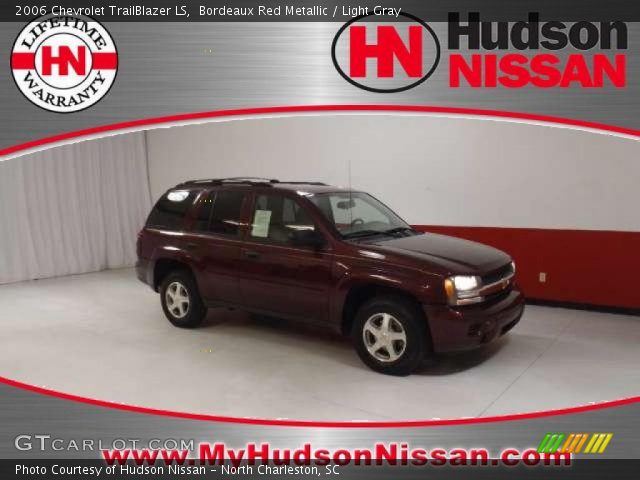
[10,15,118,113]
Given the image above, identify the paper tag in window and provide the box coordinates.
[251,210,272,238]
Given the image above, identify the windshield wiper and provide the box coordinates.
[384,226,416,236]
[343,229,392,240]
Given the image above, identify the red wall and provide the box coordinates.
[413,225,640,310]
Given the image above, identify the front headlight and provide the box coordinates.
[444,275,484,306]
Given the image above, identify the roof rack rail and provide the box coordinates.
[222,177,280,183]
[279,181,327,186]
[176,178,329,188]
[177,177,280,187]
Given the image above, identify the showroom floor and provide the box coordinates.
[1,268,638,422]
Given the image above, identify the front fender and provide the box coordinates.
[329,262,442,328]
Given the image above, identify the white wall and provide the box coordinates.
[146,115,640,232]
[0,133,151,284]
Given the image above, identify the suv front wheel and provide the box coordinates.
[353,296,430,376]
[160,270,207,328]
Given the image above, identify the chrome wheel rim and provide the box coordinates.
[165,281,190,319]
[362,313,407,363]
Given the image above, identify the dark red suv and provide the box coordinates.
[137,178,524,375]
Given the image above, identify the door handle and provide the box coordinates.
[185,242,198,250]
[245,250,260,259]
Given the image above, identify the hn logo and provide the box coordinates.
[332,12,441,93]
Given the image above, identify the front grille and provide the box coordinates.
[484,288,511,305]
[482,263,514,286]
[475,262,514,304]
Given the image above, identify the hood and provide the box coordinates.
[363,232,511,275]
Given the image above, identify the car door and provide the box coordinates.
[184,188,248,305]
[238,191,333,322]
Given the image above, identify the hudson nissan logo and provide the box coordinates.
[331,12,441,93]
[10,15,118,113]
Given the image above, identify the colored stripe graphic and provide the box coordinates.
[10,52,35,69]
[585,433,614,454]
[539,433,613,454]
[550,434,566,452]
[572,433,589,453]
[584,434,599,453]
[537,433,553,453]
[10,52,118,70]
[597,434,613,453]
[537,433,566,453]
[560,434,576,452]
[92,52,118,69]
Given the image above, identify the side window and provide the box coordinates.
[208,190,245,236]
[146,190,197,231]
[250,194,315,244]
[194,192,214,231]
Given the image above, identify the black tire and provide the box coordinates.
[160,270,207,328]
[352,295,431,376]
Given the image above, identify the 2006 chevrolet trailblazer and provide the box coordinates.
[137,178,524,375]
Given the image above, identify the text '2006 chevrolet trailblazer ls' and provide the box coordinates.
[137,178,524,375]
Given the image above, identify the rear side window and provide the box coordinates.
[196,190,245,236]
[194,192,214,231]
[146,190,196,230]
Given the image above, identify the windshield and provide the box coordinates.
[308,191,414,239]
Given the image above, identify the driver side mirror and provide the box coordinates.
[289,229,325,249]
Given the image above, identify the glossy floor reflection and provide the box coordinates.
[1,268,638,421]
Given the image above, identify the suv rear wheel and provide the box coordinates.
[353,296,430,375]
[160,270,207,328]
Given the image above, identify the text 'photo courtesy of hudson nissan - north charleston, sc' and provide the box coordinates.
[136,178,524,376]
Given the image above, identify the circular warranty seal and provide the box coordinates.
[11,15,118,113]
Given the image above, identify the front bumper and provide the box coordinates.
[423,288,525,353]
